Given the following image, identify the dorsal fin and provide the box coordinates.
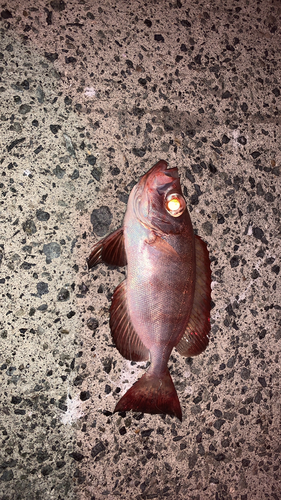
[176,235,211,356]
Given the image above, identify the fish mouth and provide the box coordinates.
[163,167,179,179]
[140,160,179,191]
[135,160,182,203]
[152,160,179,179]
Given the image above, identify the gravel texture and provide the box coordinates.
[0,1,280,499]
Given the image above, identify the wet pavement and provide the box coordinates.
[0,1,280,499]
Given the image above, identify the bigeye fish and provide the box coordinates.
[88,160,211,421]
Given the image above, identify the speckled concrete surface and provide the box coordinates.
[0,1,280,499]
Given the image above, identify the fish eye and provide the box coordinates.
[165,193,186,217]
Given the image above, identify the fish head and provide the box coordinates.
[132,160,188,233]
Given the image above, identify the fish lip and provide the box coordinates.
[137,162,181,197]
[164,167,179,179]
[153,161,179,179]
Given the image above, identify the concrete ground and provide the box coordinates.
[0,0,280,499]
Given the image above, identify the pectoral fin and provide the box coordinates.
[87,227,127,268]
[110,280,150,362]
[176,235,211,357]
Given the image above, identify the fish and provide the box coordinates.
[87,160,211,421]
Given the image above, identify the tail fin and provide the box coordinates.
[114,368,182,421]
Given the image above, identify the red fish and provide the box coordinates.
[88,160,211,421]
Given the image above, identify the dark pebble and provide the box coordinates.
[230,255,240,268]
[34,145,43,154]
[21,262,35,270]
[102,357,112,374]
[65,56,77,64]
[110,166,120,176]
[258,377,266,387]
[222,91,232,99]
[57,287,70,301]
[45,52,58,62]
[67,311,75,318]
[50,124,61,134]
[50,0,66,11]
[14,409,26,415]
[217,214,225,224]
[118,192,129,204]
[264,192,274,202]
[43,242,61,260]
[11,396,22,404]
[86,317,99,331]
[251,269,260,279]
[271,265,280,275]
[252,227,264,240]
[69,452,84,462]
[91,441,106,458]
[144,19,152,27]
[37,282,49,296]
[36,209,50,221]
[87,154,96,166]
[214,409,222,417]
[132,148,146,157]
[22,219,37,235]
[90,206,112,237]
[251,151,261,159]
[254,391,262,404]
[64,96,72,105]
[241,368,251,380]
[185,168,195,183]
[1,9,13,19]
[0,469,14,481]
[53,164,65,178]
[141,429,153,438]
[238,136,247,145]
[80,391,90,401]
[19,104,31,114]
[41,465,53,476]
[154,34,164,42]
[56,460,66,469]
[91,167,102,181]
[37,304,48,311]
[214,419,226,430]
[71,169,79,180]
[191,163,202,174]
[202,221,213,236]
[209,161,217,174]
[222,135,230,144]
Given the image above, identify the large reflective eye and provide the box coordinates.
[165,193,186,217]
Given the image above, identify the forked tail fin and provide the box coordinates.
[114,368,182,421]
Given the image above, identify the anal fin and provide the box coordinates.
[87,227,127,268]
[176,235,211,357]
[110,280,150,362]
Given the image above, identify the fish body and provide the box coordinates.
[88,160,211,421]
